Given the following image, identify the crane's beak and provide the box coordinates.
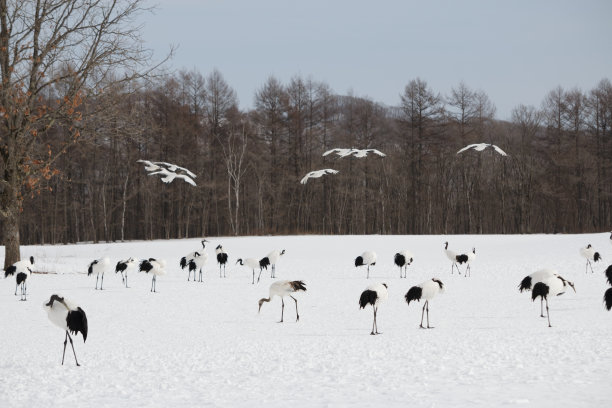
[569,282,576,293]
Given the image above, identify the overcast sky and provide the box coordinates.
[141,0,612,120]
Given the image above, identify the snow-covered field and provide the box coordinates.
[1,233,611,407]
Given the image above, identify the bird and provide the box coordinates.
[215,245,229,278]
[605,288,612,311]
[456,143,508,156]
[531,274,576,327]
[137,159,163,172]
[350,148,386,158]
[355,251,377,279]
[444,242,466,275]
[180,240,208,282]
[152,161,197,178]
[139,258,166,292]
[394,250,414,278]
[518,269,558,317]
[579,244,602,274]
[405,278,445,329]
[322,148,355,158]
[300,168,339,184]
[359,282,388,335]
[464,248,476,277]
[260,249,285,279]
[236,257,262,284]
[4,256,34,301]
[115,257,137,288]
[87,256,110,290]
[148,168,196,186]
[43,294,88,366]
[258,280,307,322]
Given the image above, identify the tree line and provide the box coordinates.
[8,70,611,245]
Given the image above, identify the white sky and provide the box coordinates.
[141,0,612,120]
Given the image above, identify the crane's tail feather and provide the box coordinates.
[518,276,532,292]
[404,286,422,305]
[532,282,549,301]
[605,265,612,286]
[359,290,377,309]
[604,288,612,311]
[289,280,307,292]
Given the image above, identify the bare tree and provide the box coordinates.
[0,0,157,269]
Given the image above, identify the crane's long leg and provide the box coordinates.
[280,298,285,323]
[290,295,299,321]
[62,331,68,365]
[257,268,263,283]
[545,298,551,327]
[420,302,427,328]
[588,260,594,274]
[252,269,255,285]
[426,301,432,328]
[14,282,18,295]
[67,332,80,366]
[95,274,99,290]
[125,273,129,288]
[100,272,104,290]
[23,282,27,301]
[367,265,370,279]
[198,268,202,282]
[371,307,376,335]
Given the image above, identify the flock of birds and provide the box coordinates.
[301,142,508,184]
[137,160,197,186]
[3,233,612,365]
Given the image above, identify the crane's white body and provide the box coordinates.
[530,274,575,327]
[259,280,307,322]
[579,244,601,273]
[265,249,285,278]
[456,143,508,156]
[359,282,388,335]
[444,242,462,274]
[43,294,88,366]
[5,256,34,301]
[115,257,138,288]
[139,259,167,292]
[88,256,110,290]
[394,250,414,278]
[405,278,444,329]
[148,168,197,186]
[237,258,261,284]
[137,160,163,172]
[322,148,355,157]
[350,148,386,158]
[153,161,197,178]
[355,251,377,279]
[300,169,338,184]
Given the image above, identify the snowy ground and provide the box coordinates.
[1,233,611,407]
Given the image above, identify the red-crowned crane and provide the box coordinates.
[236,258,261,284]
[530,274,576,327]
[4,256,34,301]
[43,294,88,366]
[518,269,557,317]
[394,250,414,278]
[215,245,229,278]
[87,256,110,290]
[464,248,476,277]
[258,280,307,322]
[405,278,444,329]
[180,240,208,282]
[444,242,467,275]
[359,282,388,335]
[355,251,377,279]
[139,258,166,292]
[115,257,138,288]
[259,249,285,279]
[580,244,602,274]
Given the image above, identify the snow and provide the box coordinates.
[1,233,611,407]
